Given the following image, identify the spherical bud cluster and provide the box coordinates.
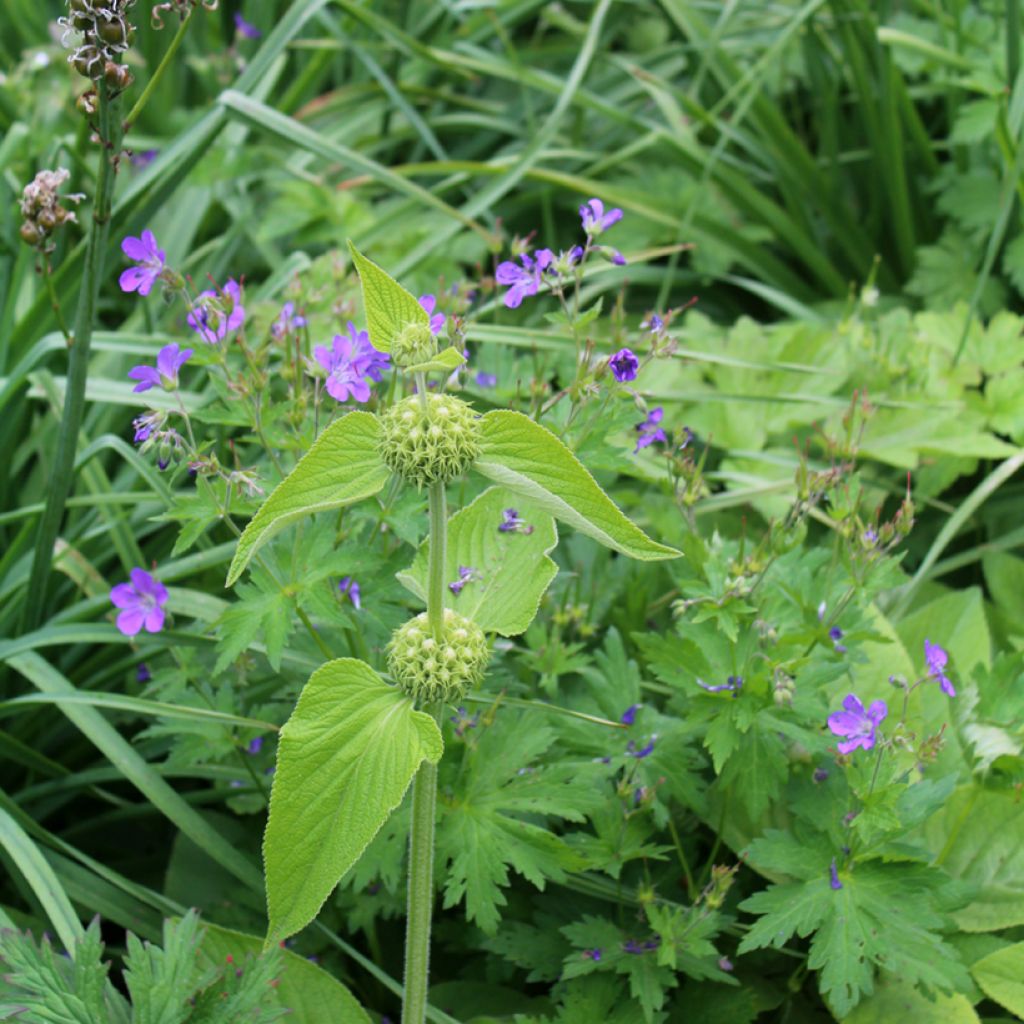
[59,0,137,82]
[378,394,481,488]
[19,169,84,254]
[387,610,490,704]
[392,321,437,368]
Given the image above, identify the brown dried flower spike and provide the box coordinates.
[19,169,84,253]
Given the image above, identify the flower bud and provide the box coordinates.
[392,321,436,367]
[378,393,481,488]
[387,609,490,704]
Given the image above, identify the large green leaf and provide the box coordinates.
[226,412,389,586]
[396,486,558,636]
[923,785,1024,931]
[201,923,371,1024]
[347,241,428,354]
[970,941,1024,1018]
[475,411,681,561]
[841,977,979,1024]
[263,659,442,945]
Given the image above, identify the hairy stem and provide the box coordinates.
[403,478,447,1024]
[23,84,122,629]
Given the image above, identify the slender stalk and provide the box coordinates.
[402,478,448,1024]
[23,84,122,629]
[124,10,193,129]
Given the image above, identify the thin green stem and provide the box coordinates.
[23,84,122,629]
[426,482,447,639]
[125,11,193,128]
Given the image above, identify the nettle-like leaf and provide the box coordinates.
[396,486,558,636]
[226,411,389,586]
[263,659,443,945]
[347,240,428,353]
[475,411,680,561]
[970,940,1024,1019]
[406,346,466,374]
[739,862,970,1017]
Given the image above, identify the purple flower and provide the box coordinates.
[187,279,245,344]
[498,508,533,534]
[697,675,743,696]
[339,576,361,610]
[582,948,602,962]
[495,249,554,308]
[620,703,641,726]
[634,407,666,453]
[580,197,623,236]
[924,639,955,697]
[136,662,151,683]
[609,249,627,266]
[110,568,169,637]
[119,230,166,296]
[829,858,843,890]
[314,323,389,403]
[449,566,480,596]
[130,149,159,169]
[247,737,263,755]
[718,957,734,972]
[449,706,480,737]
[271,301,307,338]
[128,343,193,393]
[679,426,695,451]
[642,313,664,333]
[626,735,657,759]
[474,370,497,388]
[609,348,639,383]
[132,410,163,444]
[827,694,887,754]
[418,295,445,335]
[233,11,261,38]
[829,626,847,655]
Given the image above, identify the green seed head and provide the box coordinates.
[392,321,437,368]
[378,393,481,488]
[388,610,490,704]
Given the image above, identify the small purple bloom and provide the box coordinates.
[498,508,533,535]
[609,348,639,383]
[132,410,163,444]
[136,662,151,684]
[339,576,361,610]
[580,197,623,236]
[697,675,743,696]
[448,566,480,596]
[247,737,263,755]
[813,767,829,783]
[678,426,695,451]
[583,948,602,962]
[829,858,843,890]
[620,703,641,726]
[130,149,159,169]
[271,301,307,338]
[128,343,193,393]
[827,694,887,754]
[119,230,166,296]
[864,528,879,545]
[626,735,657,759]
[110,568,169,637]
[609,249,627,266]
[187,279,245,344]
[634,407,667,453]
[495,249,554,308]
[449,706,480,738]
[718,957,734,972]
[314,323,389,403]
[474,370,497,388]
[642,313,664,333]
[830,626,847,655]
[418,295,445,335]
[233,11,261,38]
[924,639,955,697]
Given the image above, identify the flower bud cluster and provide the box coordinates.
[378,394,481,488]
[19,169,84,253]
[391,321,436,367]
[59,0,137,82]
[387,609,490,704]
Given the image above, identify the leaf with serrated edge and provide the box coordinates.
[347,241,427,354]
[226,411,389,586]
[970,941,1024,1018]
[396,486,558,636]
[406,346,466,375]
[263,659,442,945]
[475,410,680,561]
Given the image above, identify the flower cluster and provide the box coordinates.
[313,323,389,403]
[634,408,666,452]
[19,169,84,253]
[187,279,245,344]
[497,508,533,535]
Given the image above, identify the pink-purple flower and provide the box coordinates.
[419,295,445,335]
[449,566,480,596]
[339,576,361,610]
[314,322,389,403]
[634,408,666,452]
[475,370,497,388]
[187,279,245,344]
[924,639,955,697]
[580,197,623,236]
[495,249,554,308]
[271,301,307,338]
[119,230,166,296]
[609,348,639,383]
[110,568,169,636]
[827,694,887,754]
[128,343,193,393]
[233,11,260,38]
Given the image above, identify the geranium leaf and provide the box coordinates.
[474,410,681,561]
[263,659,442,946]
[226,411,389,586]
[347,241,428,354]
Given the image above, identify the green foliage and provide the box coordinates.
[969,941,1024,1019]
[346,241,428,356]
[263,659,442,944]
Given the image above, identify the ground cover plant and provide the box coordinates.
[1,1,1024,1021]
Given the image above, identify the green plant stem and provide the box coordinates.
[124,10,193,128]
[23,85,122,630]
[426,482,447,638]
